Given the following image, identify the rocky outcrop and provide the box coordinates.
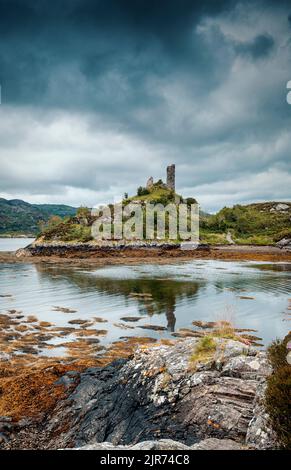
[16,241,210,258]
[1,338,277,450]
[270,203,290,213]
[276,238,291,251]
[76,437,244,450]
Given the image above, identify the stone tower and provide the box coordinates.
[146,176,154,190]
[166,164,175,191]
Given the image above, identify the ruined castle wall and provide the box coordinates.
[167,164,175,191]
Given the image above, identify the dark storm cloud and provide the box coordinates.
[0,1,280,119]
[0,0,290,210]
[0,0,234,106]
[234,34,275,59]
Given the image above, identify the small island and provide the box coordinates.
[5,165,290,264]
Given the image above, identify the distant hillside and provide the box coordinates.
[0,198,76,236]
[201,201,291,245]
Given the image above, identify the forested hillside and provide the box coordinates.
[0,198,76,236]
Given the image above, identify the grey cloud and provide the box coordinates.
[234,34,275,59]
[0,0,290,212]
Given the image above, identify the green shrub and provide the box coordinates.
[267,335,291,370]
[186,197,197,206]
[234,235,274,246]
[199,231,228,245]
[203,203,290,242]
[265,333,291,449]
[41,221,93,242]
[62,224,93,242]
[46,215,63,228]
[76,206,91,218]
[273,229,291,242]
[137,186,150,197]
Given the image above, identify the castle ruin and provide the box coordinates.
[167,164,175,191]
[146,164,176,192]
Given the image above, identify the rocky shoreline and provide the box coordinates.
[17,240,291,258]
[0,337,278,450]
[0,242,290,265]
[16,240,211,259]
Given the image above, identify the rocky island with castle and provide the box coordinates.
[9,162,290,261]
[15,163,206,258]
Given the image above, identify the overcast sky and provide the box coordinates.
[0,0,290,212]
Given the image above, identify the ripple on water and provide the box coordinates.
[0,259,291,358]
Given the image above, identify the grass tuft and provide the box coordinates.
[190,335,217,365]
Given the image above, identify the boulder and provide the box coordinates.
[270,203,290,212]
[75,437,244,450]
[276,238,291,251]
[275,203,289,211]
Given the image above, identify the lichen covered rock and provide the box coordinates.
[1,338,277,450]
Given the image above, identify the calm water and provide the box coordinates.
[0,257,290,351]
[0,238,35,251]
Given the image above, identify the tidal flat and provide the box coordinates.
[0,249,291,424]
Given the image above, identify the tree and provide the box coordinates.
[47,215,62,228]
[186,197,197,206]
[137,186,149,197]
[76,206,91,218]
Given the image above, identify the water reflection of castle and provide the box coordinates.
[35,264,203,332]
[135,289,177,331]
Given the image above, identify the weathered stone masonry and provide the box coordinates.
[167,164,175,191]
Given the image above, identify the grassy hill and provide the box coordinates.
[39,183,198,243]
[0,198,77,236]
[127,181,199,208]
[126,181,183,204]
[200,202,291,245]
[34,182,291,245]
